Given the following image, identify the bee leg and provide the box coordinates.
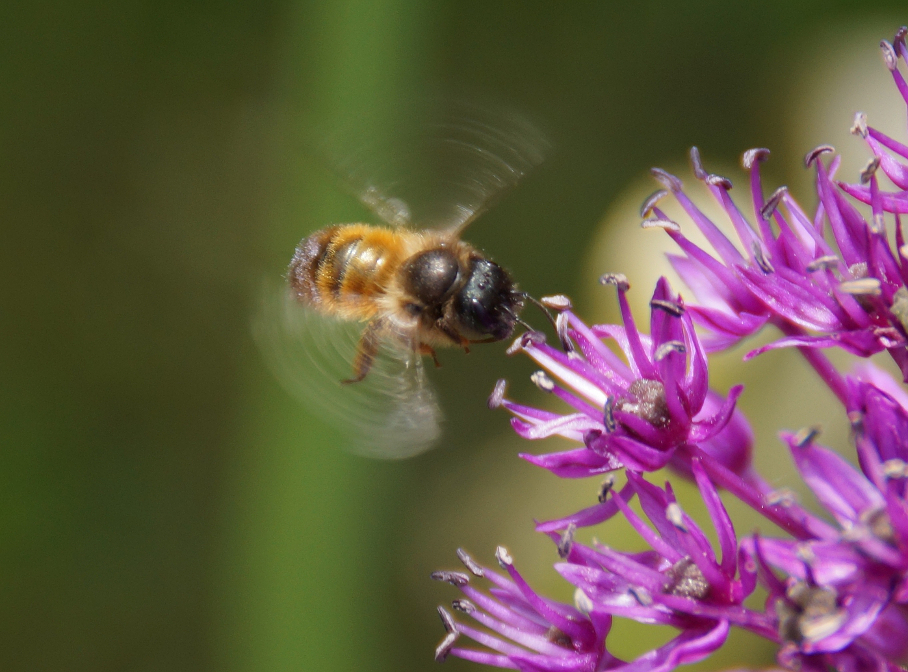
[342,321,383,384]
[436,321,470,351]
[418,344,442,368]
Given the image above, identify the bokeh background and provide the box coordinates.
[2,2,906,670]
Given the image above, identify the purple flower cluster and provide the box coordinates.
[432,26,908,672]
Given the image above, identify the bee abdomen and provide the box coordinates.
[289,225,403,315]
[289,226,339,305]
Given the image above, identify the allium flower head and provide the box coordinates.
[840,29,908,215]
[434,461,768,672]
[490,277,751,479]
[431,547,616,672]
[643,31,908,382]
[432,23,908,672]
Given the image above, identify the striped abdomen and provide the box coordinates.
[289,224,407,319]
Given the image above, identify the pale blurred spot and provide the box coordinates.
[580,162,739,326]
[783,20,906,192]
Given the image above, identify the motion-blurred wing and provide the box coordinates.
[319,101,550,233]
[254,282,442,459]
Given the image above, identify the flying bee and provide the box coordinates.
[288,221,525,384]
[256,104,549,458]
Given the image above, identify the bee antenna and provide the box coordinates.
[516,293,574,353]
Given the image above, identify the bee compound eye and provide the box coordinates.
[402,249,461,306]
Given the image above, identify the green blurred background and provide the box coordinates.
[1,2,905,670]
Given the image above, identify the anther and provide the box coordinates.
[456,548,484,577]
[848,410,864,431]
[889,287,908,332]
[557,523,576,559]
[883,459,908,479]
[488,379,507,409]
[629,585,653,606]
[690,147,707,180]
[861,506,895,544]
[599,272,630,292]
[881,40,898,72]
[871,213,885,235]
[435,632,458,662]
[873,326,902,348]
[804,145,835,167]
[541,294,572,310]
[766,488,798,507]
[850,112,868,138]
[793,426,821,447]
[431,571,471,587]
[438,605,458,633]
[598,474,615,502]
[451,599,475,614]
[507,330,545,355]
[640,189,669,217]
[801,610,848,642]
[706,173,733,189]
[860,156,882,184]
[752,243,774,274]
[743,147,770,169]
[495,546,513,568]
[506,337,524,356]
[896,26,907,49]
[531,371,555,392]
[760,186,788,220]
[806,255,840,272]
[795,543,816,564]
[555,312,576,354]
[574,589,594,615]
[650,167,683,192]
[435,608,460,661]
[654,341,686,361]
[665,503,687,531]
[896,26,907,48]
[641,217,681,232]
[839,277,882,297]
[603,397,616,432]
[650,298,685,316]
[901,244,908,260]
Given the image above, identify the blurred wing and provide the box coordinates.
[254,282,442,459]
[319,101,550,233]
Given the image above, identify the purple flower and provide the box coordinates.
[431,547,616,672]
[548,461,772,671]
[644,29,908,382]
[431,23,908,672]
[490,277,751,480]
[840,30,908,215]
[433,462,769,672]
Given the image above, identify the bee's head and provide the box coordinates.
[451,257,523,341]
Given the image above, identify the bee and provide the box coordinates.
[287,221,525,384]
[256,105,548,458]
